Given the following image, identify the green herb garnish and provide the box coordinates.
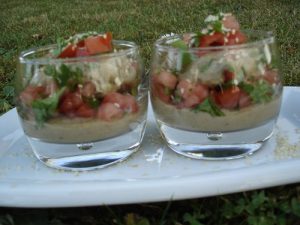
[239,80,273,104]
[192,98,225,117]
[212,20,223,33]
[44,64,83,91]
[51,37,66,57]
[191,32,202,47]
[170,39,193,71]
[83,96,100,109]
[31,88,65,127]
[172,91,182,104]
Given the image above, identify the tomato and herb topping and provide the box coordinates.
[152,13,281,117]
[53,32,113,58]
[19,32,139,126]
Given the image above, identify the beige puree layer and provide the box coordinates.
[21,103,147,144]
[152,96,282,132]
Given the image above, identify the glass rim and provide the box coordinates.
[19,40,138,65]
[154,30,275,52]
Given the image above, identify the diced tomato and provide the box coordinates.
[102,92,138,113]
[122,95,139,113]
[193,83,209,101]
[199,32,225,47]
[176,80,194,99]
[151,82,170,104]
[152,83,172,104]
[102,32,113,49]
[81,81,96,98]
[226,31,247,45]
[222,14,240,31]
[58,44,77,58]
[85,33,113,55]
[223,69,235,82]
[238,90,252,108]
[58,32,113,58]
[77,40,85,47]
[76,103,96,118]
[214,86,240,109]
[177,95,201,108]
[176,80,208,108]
[154,72,178,89]
[19,85,45,105]
[75,47,89,57]
[264,69,279,84]
[59,91,83,114]
[102,92,123,104]
[97,102,123,121]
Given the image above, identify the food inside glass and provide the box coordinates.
[16,32,148,170]
[150,13,282,160]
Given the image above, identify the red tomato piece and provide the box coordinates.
[154,72,178,89]
[222,14,240,31]
[122,94,139,113]
[102,92,138,113]
[177,95,201,108]
[226,31,247,45]
[193,83,209,101]
[223,69,235,82]
[81,81,96,98]
[76,103,96,118]
[176,80,208,108]
[176,80,194,99]
[199,32,225,47]
[19,85,45,105]
[97,102,123,121]
[102,32,113,49]
[85,34,112,55]
[58,44,77,58]
[75,47,89,57]
[214,87,240,109]
[151,83,172,104]
[77,40,85,47]
[151,75,172,104]
[59,92,83,114]
[102,92,124,105]
[238,90,252,108]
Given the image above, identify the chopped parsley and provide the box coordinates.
[31,88,65,127]
[192,98,225,117]
[170,39,193,71]
[44,64,83,91]
[239,80,273,104]
[202,12,227,35]
[83,96,100,109]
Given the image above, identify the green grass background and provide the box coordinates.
[0,0,300,224]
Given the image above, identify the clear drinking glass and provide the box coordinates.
[16,40,148,170]
[150,31,282,160]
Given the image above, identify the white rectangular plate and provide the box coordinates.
[0,87,299,208]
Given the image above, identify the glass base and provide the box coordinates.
[158,119,276,160]
[27,121,147,171]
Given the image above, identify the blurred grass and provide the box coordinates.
[0,0,300,224]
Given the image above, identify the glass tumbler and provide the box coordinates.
[16,40,148,170]
[150,31,282,160]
